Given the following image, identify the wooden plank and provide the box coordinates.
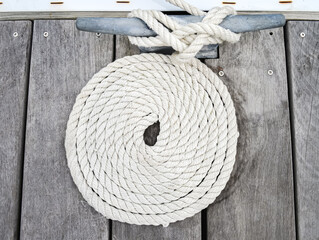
[1,0,319,14]
[205,28,296,239]
[0,21,32,240]
[115,35,140,58]
[112,215,201,240]
[20,20,113,239]
[111,35,202,240]
[286,21,319,240]
[1,11,319,21]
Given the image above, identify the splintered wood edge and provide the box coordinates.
[0,11,319,21]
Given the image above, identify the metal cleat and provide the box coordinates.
[76,14,286,58]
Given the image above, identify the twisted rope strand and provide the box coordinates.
[128,0,240,62]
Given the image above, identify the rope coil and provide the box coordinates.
[66,0,239,226]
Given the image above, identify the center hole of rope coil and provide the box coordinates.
[143,121,160,146]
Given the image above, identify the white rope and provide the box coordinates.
[65,0,239,227]
[128,0,240,62]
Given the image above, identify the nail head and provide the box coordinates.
[218,70,225,77]
[300,32,305,38]
[268,70,273,76]
[43,32,49,37]
[13,32,18,37]
[96,32,102,38]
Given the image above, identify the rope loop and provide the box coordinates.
[128,0,240,63]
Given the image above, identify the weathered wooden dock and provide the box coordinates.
[0,20,318,240]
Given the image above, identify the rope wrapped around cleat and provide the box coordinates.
[128,0,240,62]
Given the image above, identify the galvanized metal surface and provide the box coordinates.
[76,14,286,36]
[76,14,286,58]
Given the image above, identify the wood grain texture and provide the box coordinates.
[286,21,319,240]
[205,28,296,239]
[0,11,319,21]
[20,20,113,240]
[0,21,32,240]
[111,35,201,240]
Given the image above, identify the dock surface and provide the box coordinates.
[0,20,318,240]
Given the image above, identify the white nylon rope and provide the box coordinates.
[128,0,240,62]
[65,0,240,227]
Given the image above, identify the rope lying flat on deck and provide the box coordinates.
[65,0,239,226]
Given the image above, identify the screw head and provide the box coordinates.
[268,70,273,76]
[300,32,305,38]
[218,70,225,77]
[13,32,18,37]
[43,32,49,38]
[96,32,102,38]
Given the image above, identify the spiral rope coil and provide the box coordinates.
[66,0,239,227]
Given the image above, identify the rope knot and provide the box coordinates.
[128,0,240,63]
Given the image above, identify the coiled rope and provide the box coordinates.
[66,0,239,227]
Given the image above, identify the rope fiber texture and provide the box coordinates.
[65,0,239,227]
[128,0,240,62]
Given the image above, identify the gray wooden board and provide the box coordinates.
[1,11,319,21]
[0,21,31,240]
[205,28,296,239]
[20,20,113,239]
[111,35,202,240]
[286,21,319,240]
